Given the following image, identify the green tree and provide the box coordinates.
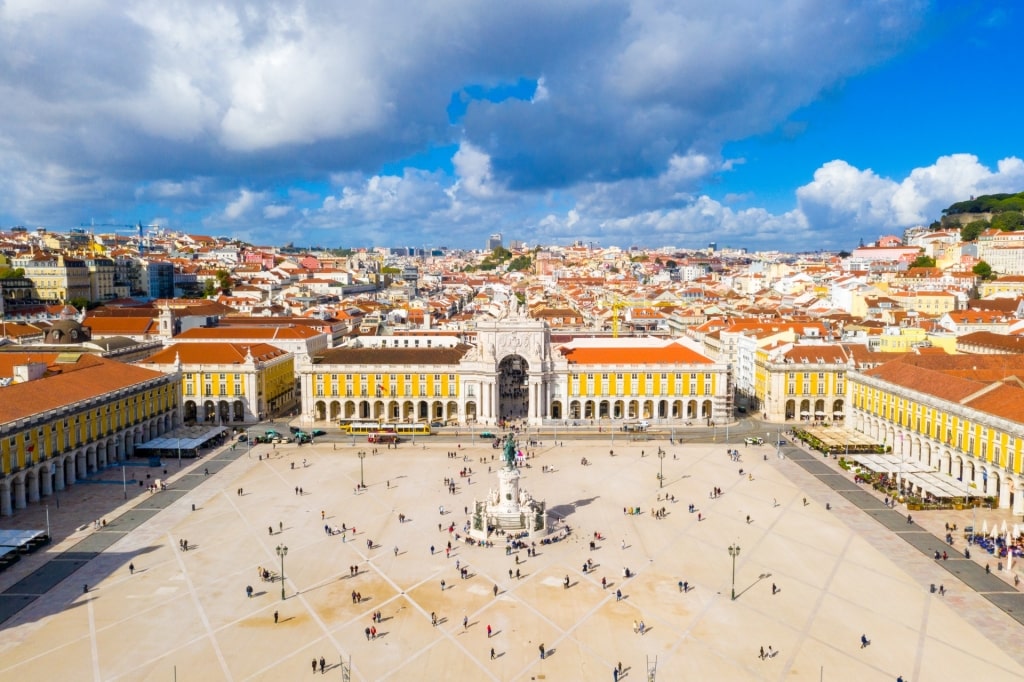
[215,269,233,290]
[0,267,25,279]
[202,279,217,297]
[507,255,532,272]
[973,260,993,280]
[909,255,936,268]
[991,211,1024,232]
[960,219,990,242]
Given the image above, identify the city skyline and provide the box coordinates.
[0,1,1022,251]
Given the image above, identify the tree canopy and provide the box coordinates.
[972,260,993,280]
[943,192,1024,215]
[909,255,936,268]
[960,219,989,242]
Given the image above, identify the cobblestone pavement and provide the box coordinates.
[0,435,1022,681]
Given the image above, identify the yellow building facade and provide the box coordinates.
[140,342,295,424]
[0,353,179,516]
[302,324,731,427]
[755,342,849,422]
[849,354,1024,511]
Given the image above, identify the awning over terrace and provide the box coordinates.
[849,454,981,498]
[135,426,228,451]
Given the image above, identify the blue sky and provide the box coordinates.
[0,1,1021,252]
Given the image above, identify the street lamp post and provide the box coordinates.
[728,543,741,600]
[276,544,288,600]
[658,451,665,488]
[358,450,366,488]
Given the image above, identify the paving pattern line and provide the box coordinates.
[87,592,101,682]
[168,530,233,680]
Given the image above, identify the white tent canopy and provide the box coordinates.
[135,426,227,451]
[850,454,981,498]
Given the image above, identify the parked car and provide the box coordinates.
[777,439,787,446]
[311,429,327,437]
[429,421,444,428]
[236,433,248,442]
[743,437,763,445]
[289,426,301,434]
[480,431,496,439]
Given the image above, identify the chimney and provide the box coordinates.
[13,362,47,383]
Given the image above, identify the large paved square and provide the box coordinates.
[1,435,1023,681]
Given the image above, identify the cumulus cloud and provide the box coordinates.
[0,0,990,253]
[451,142,504,200]
[796,154,1024,239]
[222,189,266,221]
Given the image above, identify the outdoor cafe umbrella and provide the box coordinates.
[1002,519,1009,536]
[982,519,989,535]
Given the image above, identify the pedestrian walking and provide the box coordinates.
[490,647,495,660]
[312,658,318,674]
[487,624,492,637]
[441,579,446,591]
[319,657,325,674]
[129,562,134,575]
[616,589,621,601]
[365,627,371,640]
[431,611,437,626]
[493,584,499,597]
[274,610,279,624]
[772,583,777,595]
[246,585,253,598]
[759,646,765,660]
[539,643,545,660]
[463,615,468,630]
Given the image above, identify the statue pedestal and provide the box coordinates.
[470,464,547,541]
[496,467,521,514]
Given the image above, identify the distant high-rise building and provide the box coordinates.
[145,261,175,300]
[509,240,526,251]
[488,233,503,251]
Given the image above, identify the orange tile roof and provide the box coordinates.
[145,342,288,365]
[863,354,1024,419]
[0,353,169,424]
[560,342,711,365]
[84,317,157,334]
[176,325,321,340]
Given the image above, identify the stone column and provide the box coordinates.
[27,472,40,503]
[55,459,66,491]
[999,475,1011,509]
[14,478,27,509]
[0,482,12,516]
[41,465,53,497]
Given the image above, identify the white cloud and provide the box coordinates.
[451,142,505,200]
[222,188,265,221]
[263,204,293,219]
[532,76,549,103]
[796,154,1024,233]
